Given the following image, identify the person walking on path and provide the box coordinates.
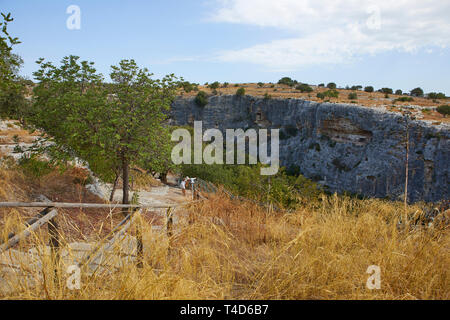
[180,177,187,197]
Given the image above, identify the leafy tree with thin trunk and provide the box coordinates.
[30,56,179,206]
[0,12,27,119]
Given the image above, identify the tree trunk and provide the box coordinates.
[109,173,120,202]
[160,171,168,184]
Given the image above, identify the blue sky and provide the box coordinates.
[1,0,449,95]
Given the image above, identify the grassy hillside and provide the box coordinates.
[0,162,448,299]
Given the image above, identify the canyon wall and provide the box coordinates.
[170,95,450,202]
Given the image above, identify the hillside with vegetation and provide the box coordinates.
[0,12,449,300]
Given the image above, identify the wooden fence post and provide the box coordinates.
[47,209,60,284]
[136,209,143,268]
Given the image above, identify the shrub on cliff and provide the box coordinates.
[394,96,414,103]
[326,82,336,89]
[195,91,208,107]
[208,81,220,90]
[410,87,424,97]
[395,89,403,95]
[348,92,358,100]
[324,89,339,98]
[316,92,325,100]
[257,82,264,88]
[296,83,313,93]
[428,92,446,100]
[364,86,374,93]
[278,77,297,87]
[437,105,450,117]
[380,88,393,94]
[236,87,245,96]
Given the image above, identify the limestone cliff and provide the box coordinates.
[170,95,449,202]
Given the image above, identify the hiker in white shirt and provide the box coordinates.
[180,177,187,196]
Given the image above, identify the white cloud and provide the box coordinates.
[209,0,450,70]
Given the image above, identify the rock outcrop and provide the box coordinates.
[170,95,449,202]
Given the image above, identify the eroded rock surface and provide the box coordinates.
[170,95,449,202]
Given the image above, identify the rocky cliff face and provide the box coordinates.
[170,95,450,202]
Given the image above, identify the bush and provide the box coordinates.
[236,87,245,96]
[208,81,220,90]
[278,77,297,87]
[395,89,403,95]
[427,92,446,99]
[316,92,325,100]
[19,156,54,179]
[195,91,209,107]
[296,83,313,93]
[323,89,339,98]
[380,88,393,94]
[222,82,229,88]
[318,83,325,87]
[257,82,264,88]
[394,96,414,103]
[180,81,194,93]
[364,86,374,93]
[326,82,336,89]
[410,87,424,97]
[351,85,362,90]
[348,92,358,100]
[437,105,450,117]
[264,92,272,100]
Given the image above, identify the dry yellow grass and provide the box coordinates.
[0,190,448,300]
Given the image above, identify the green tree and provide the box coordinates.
[326,82,336,89]
[364,86,374,93]
[195,91,208,107]
[0,13,27,119]
[236,87,245,96]
[436,105,450,117]
[348,92,357,100]
[296,83,313,93]
[208,81,220,90]
[31,56,178,205]
[410,87,424,97]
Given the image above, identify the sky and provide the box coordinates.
[1,0,450,95]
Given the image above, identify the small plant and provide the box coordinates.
[19,156,54,179]
[236,87,245,96]
[348,92,357,100]
[316,92,325,100]
[323,89,339,98]
[208,81,220,90]
[436,105,450,117]
[195,91,209,107]
[296,83,313,93]
[394,96,414,103]
[264,92,272,100]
